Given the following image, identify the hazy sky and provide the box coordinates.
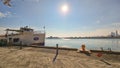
[0,0,120,37]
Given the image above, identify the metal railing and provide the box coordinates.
[34,31,45,34]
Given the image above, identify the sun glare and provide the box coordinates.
[61,4,69,14]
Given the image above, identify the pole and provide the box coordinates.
[53,44,59,62]
[20,41,22,49]
[43,26,45,46]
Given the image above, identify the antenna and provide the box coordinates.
[43,26,45,33]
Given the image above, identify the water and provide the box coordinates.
[45,39,120,51]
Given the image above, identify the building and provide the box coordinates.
[0,26,45,46]
[116,30,119,37]
[111,32,116,37]
[110,30,119,37]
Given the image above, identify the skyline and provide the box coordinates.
[0,0,120,37]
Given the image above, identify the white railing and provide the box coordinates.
[34,31,45,34]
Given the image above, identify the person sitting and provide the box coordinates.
[77,44,91,54]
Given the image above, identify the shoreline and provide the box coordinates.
[33,46,120,55]
[1,45,120,54]
[10,45,120,55]
[46,37,120,39]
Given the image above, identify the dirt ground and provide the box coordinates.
[0,47,120,68]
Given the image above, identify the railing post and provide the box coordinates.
[20,41,22,49]
[56,44,58,54]
[53,44,59,62]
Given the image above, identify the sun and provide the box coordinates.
[61,4,69,14]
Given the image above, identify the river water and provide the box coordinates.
[45,39,120,51]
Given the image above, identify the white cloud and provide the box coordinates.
[5,11,11,16]
[0,11,12,18]
[0,27,6,35]
[0,12,6,18]
[111,22,120,26]
[0,26,21,35]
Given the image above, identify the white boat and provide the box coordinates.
[0,26,45,46]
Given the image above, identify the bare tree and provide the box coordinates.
[1,0,11,7]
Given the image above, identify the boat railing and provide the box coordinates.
[34,31,45,34]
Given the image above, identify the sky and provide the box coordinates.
[0,0,120,37]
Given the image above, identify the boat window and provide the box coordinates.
[9,38,12,40]
[13,38,19,42]
[33,37,39,41]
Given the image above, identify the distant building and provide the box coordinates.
[110,30,119,37]
[111,32,116,37]
[116,30,119,37]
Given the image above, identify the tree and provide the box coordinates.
[1,0,11,7]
